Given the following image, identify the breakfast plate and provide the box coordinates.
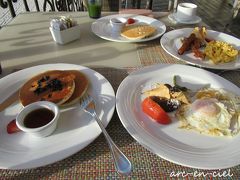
[0,63,115,169]
[168,13,202,24]
[116,63,240,169]
[91,14,166,42]
[160,28,240,70]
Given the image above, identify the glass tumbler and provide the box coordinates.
[87,0,102,19]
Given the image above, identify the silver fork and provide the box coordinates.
[80,94,132,175]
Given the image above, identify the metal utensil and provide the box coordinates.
[80,94,132,175]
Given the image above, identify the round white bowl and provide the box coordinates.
[16,101,60,137]
[109,17,127,33]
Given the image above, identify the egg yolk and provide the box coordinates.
[191,98,220,118]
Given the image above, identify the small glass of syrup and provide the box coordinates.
[16,101,60,137]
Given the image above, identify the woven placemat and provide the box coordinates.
[137,38,183,66]
[0,67,240,179]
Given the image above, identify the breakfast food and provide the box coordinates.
[142,97,171,124]
[19,70,75,106]
[121,24,156,40]
[7,119,21,134]
[141,77,189,124]
[176,88,240,136]
[141,76,240,137]
[7,70,88,134]
[143,83,190,106]
[178,27,207,58]
[178,27,239,64]
[127,18,135,25]
[19,70,88,106]
[62,70,89,106]
[205,40,239,64]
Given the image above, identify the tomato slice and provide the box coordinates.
[141,97,171,124]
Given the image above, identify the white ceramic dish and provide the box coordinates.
[91,14,166,42]
[109,17,127,33]
[16,101,60,138]
[160,28,240,70]
[49,25,81,44]
[0,63,115,169]
[168,13,201,24]
[116,64,240,169]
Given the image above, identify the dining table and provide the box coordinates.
[0,11,240,179]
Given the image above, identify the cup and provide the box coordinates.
[176,3,197,21]
[16,101,60,137]
[87,0,102,19]
[110,17,127,33]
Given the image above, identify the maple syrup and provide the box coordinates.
[24,108,55,128]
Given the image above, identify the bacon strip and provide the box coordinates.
[178,33,196,55]
[191,38,205,59]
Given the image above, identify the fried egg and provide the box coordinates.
[176,88,240,136]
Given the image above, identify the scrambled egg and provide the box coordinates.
[205,41,239,64]
[176,88,240,137]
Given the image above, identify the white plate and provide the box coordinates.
[168,13,202,24]
[0,63,115,169]
[116,64,240,169]
[161,28,240,70]
[91,14,166,42]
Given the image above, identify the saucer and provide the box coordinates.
[168,13,202,24]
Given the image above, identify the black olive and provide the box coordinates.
[150,96,181,112]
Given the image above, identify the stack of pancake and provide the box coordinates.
[19,70,89,106]
[120,24,156,40]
